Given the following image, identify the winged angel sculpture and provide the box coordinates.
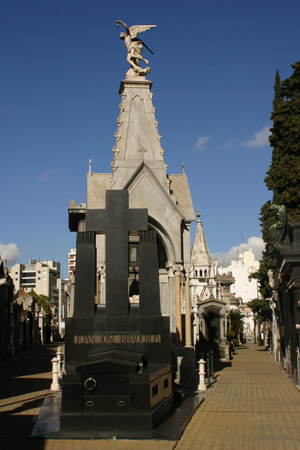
[116,21,156,77]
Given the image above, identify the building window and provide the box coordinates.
[23,272,36,278]
[23,279,36,284]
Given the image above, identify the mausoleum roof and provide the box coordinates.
[168,173,195,222]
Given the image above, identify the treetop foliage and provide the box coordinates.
[265,61,300,220]
[256,61,300,299]
[30,289,52,316]
[248,298,271,322]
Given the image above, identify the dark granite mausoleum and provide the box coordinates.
[61,190,173,438]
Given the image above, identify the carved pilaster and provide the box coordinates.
[185,267,193,348]
[174,265,183,345]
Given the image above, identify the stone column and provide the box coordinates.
[95,268,100,305]
[166,261,176,333]
[185,268,193,348]
[57,346,63,378]
[174,267,183,344]
[192,286,199,345]
[100,264,106,305]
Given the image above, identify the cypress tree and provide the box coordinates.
[266,62,300,218]
[256,62,300,298]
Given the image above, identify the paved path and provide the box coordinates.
[176,344,300,450]
[1,343,300,449]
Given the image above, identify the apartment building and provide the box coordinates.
[68,248,76,279]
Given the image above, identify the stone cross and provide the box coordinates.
[138,146,148,159]
[86,190,148,316]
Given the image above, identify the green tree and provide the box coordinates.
[266,63,300,216]
[256,62,300,298]
[30,290,52,342]
[227,310,244,343]
[248,299,271,322]
[248,298,271,344]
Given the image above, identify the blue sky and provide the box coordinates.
[1,0,300,277]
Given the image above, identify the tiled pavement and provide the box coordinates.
[1,343,300,450]
[175,344,300,450]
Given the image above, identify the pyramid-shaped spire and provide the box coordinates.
[191,210,212,266]
[111,79,168,190]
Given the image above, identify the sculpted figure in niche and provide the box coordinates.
[116,20,156,77]
[269,204,288,250]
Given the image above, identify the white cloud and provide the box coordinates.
[0,243,21,267]
[211,236,265,268]
[243,125,271,148]
[194,136,209,151]
[38,171,51,182]
[222,138,236,150]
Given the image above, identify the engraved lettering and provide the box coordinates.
[73,334,162,344]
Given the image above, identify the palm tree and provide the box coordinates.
[228,310,244,344]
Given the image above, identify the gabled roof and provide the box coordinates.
[168,172,195,222]
[124,162,186,222]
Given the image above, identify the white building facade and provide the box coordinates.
[218,249,261,341]
[68,248,76,279]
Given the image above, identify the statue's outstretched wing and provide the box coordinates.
[129,25,156,39]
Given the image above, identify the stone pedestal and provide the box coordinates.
[61,348,172,439]
[61,315,173,438]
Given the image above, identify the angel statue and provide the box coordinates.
[116,20,156,77]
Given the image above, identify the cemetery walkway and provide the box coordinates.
[175,343,300,450]
[1,343,300,449]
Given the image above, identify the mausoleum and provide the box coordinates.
[61,22,197,439]
[69,26,195,342]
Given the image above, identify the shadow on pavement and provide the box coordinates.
[0,345,57,400]
[0,344,58,450]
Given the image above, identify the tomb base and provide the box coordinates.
[60,352,173,438]
[60,347,173,439]
[60,394,173,439]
